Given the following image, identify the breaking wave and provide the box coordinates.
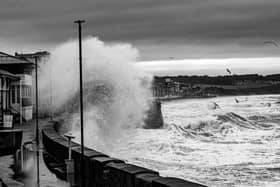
[38,37,153,152]
[167,111,276,142]
[107,95,280,187]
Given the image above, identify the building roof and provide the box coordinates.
[0,51,34,65]
[0,69,19,80]
[15,51,50,62]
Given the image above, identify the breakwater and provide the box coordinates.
[42,121,207,187]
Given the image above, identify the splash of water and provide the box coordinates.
[39,37,152,152]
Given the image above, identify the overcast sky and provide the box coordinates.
[1,0,280,74]
[136,57,280,76]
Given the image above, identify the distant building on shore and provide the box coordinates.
[152,77,217,98]
[152,78,182,98]
[0,51,34,126]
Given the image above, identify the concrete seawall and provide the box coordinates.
[42,122,207,187]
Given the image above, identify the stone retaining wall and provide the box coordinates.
[42,124,207,187]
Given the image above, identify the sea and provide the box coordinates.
[110,94,280,187]
[2,94,280,187]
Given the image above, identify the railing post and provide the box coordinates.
[15,149,21,174]
[64,133,75,186]
[21,143,24,171]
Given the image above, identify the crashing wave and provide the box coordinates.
[166,112,275,141]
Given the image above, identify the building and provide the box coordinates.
[152,78,182,98]
[15,51,50,63]
[15,51,51,117]
[0,51,34,126]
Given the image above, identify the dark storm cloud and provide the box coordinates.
[1,0,280,59]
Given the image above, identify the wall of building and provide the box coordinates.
[10,74,33,121]
[42,122,207,187]
[0,77,9,110]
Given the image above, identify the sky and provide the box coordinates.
[1,0,280,75]
[135,57,280,76]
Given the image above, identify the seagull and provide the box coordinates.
[263,41,279,48]
[226,68,232,75]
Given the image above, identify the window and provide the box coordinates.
[17,85,20,103]
[11,86,15,103]
[21,85,32,97]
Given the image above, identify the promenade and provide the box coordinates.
[0,119,67,187]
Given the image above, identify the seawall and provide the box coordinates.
[42,122,207,187]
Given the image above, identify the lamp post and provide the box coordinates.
[26,54,40,186]
[74,19,85,187]
[35,56,40,187]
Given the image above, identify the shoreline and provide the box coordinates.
[159,95,216,102]
[159,92,280,102]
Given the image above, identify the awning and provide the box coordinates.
[0,69,20,80]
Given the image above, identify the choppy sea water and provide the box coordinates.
[110,95,280,187]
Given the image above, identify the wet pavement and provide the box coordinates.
[0,119,68,187]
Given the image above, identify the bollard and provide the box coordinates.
[64,133,75,186]
[20,141,34,172]
[15,149,21,173]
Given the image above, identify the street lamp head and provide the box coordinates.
[74,20,85,24]
[64,133,75,140]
